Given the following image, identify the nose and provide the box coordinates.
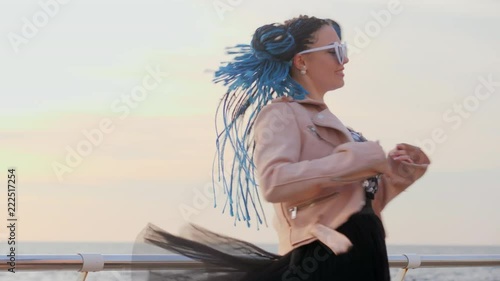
[343,55,349,65]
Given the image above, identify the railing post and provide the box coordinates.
[394,253,422,281]
[76,253,104,281]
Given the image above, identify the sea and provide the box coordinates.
[1,242,499,280]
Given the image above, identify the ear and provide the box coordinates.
[292,54,307,71]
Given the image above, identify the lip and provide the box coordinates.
[336,68,345,77]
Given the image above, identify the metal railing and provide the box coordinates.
[1,254,500,281]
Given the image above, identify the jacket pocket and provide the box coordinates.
[287,191,340,220]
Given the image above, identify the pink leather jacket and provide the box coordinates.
[253,96,430,255]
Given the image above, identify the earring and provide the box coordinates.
[300,68,307,75]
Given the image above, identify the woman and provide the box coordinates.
[135,15,430,281]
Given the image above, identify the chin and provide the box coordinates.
[329,81,345,91]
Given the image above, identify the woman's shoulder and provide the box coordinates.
[259,96,294,113]
[255,97,298,125]
[264,96,294,107]
[258,96,318,123]
[262,96,308,111]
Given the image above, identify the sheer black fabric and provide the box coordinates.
[133,196,389,281]
[132,223,279,281]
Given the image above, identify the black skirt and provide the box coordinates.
[133,197,390,281]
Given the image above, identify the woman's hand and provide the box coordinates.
[388,144,414,164]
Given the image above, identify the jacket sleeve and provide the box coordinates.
[254,102,389,203]
[372,143,431,216]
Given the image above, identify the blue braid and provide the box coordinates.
[212,25,309,228]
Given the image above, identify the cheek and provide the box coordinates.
[310,57,338,84]
[320,60,338,78]
[320,56,338,71]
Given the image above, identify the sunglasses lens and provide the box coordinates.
[337,45,344,64]
[337,44,347,64]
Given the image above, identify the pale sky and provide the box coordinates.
[0,0,499,247]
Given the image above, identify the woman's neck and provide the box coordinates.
[292,75,325,102]
[306,91,325,102]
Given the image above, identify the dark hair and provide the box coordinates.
[250,15,342,63]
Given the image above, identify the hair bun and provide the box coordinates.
[251,23,296,61]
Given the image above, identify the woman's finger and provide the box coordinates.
[396,143,406,150]
[389,149,407,157]
[393,155,414,163]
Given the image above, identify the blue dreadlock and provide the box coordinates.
[212,17,340,228]
[212,24,308,229]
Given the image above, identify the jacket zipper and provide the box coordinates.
[307,125,335,147]
[288,191,340,220]
[287,174,382,220]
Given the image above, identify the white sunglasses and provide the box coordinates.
[298,42,348,65]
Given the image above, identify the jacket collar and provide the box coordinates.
[272,96,328,110]
[272,96,353,142]
[294,96,328,111]
[311,108,353,142]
